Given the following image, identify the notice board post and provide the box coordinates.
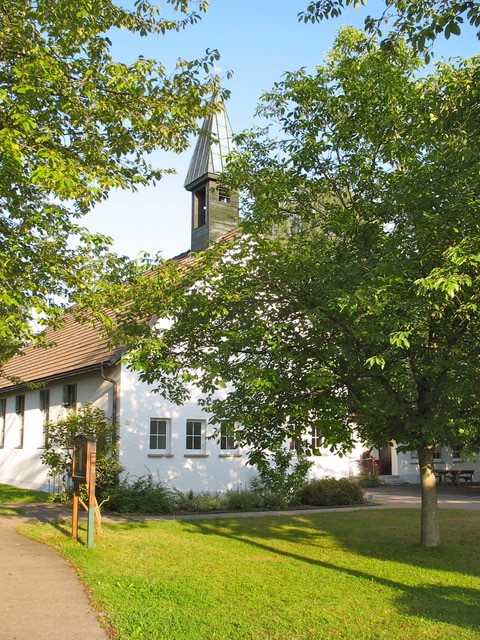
[72,434,97,548]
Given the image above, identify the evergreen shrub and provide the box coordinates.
[297,477,365,507]
[224,489,263,511]
[105,475,176,514]
[174,490,226,512]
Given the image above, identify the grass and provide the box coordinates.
[0,505,21,515]
[21,509,480,640]
[0,483,49,504]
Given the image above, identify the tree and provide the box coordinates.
[299,1,480,61]
[41,403,122,532]
[41,404,122,495]
[0,0,224,361]
[109,29,480,547]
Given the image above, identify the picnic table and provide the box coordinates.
[434,469,475,485]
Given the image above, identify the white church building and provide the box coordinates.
[0,105,476,493]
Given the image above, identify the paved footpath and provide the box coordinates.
[1,485,479,640]
[0,513,109,640]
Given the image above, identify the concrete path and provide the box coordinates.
[0,514,109,640]
[364,483,480,510]
[1,484,479,640]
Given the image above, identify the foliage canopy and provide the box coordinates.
[299,0,480,61]
[0,0,223,359]
[41,404,122,494]
[117,29,480,460]
[104,28,480,544]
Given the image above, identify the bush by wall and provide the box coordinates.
[250,448,313,509]
[105,475,177,514]
[174,490,226,513]
[297,477,365,507]
[103,474,365,515]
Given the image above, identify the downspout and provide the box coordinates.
[100,363,119,424]
[101,363,121,479]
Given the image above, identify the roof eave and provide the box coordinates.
[0,349,124,395]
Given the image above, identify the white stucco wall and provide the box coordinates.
[118,365,257,493]
[397,448,479,484]
[118,365,368,493]
[0,370,115,492]
[308,445,365,481]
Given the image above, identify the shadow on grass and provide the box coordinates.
[183,512,480,632]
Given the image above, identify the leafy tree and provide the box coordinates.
[110,29,480,547]
[299,0,480,61]
[41,404,122,495]
[0,0,223,361]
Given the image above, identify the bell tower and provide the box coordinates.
[184,99,239,252]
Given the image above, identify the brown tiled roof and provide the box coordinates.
[0,311,122,392]
[0,230,240,393]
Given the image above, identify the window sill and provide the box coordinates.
[218,453,242,458]
[184,453,209,458]
[148,453,174,458]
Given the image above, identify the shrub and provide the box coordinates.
[175,490,226,512]
[224,489,263,511]
[297,477,365,507]
[41,404,123,497]
[250,448,313,509]
[105,475,176,514]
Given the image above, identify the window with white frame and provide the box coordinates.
[452,445,464,461]
[62,384,77,413]
[15,394,25,448]
[0,398,6,448]
[311,426,322,451]
[186,420,204,452]
[149,418,170,452]
[289,437,302,452]
[39,389,50,447]
[410,447,442,462]
[220,425,236,451]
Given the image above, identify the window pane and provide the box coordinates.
[150,419,168,450]
[186,421,203,450]
[220,425,235,450]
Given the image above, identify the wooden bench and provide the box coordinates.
[434,469,475,485]
[457,469,475,484]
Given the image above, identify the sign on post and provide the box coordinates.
[71,434,96,548]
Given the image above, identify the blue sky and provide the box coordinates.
[83,0,479,260]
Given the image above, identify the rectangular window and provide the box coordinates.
[39,389,50,447]
[62,384,77,412]
[15,394,25,448]
[220,425,236,451]
[218,186,231,203]
[186,420,204,451]
[452,445,464,461]
[289,437,302,452]
[411,448,442,462]
[149,419,169,452]
[0,398,6,448]
[193,187,207,228]
[311,426,322,451]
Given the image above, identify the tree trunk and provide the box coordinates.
[417,445,440,547]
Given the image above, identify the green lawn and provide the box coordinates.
[0,483,49,504]
[21,509,480,640]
